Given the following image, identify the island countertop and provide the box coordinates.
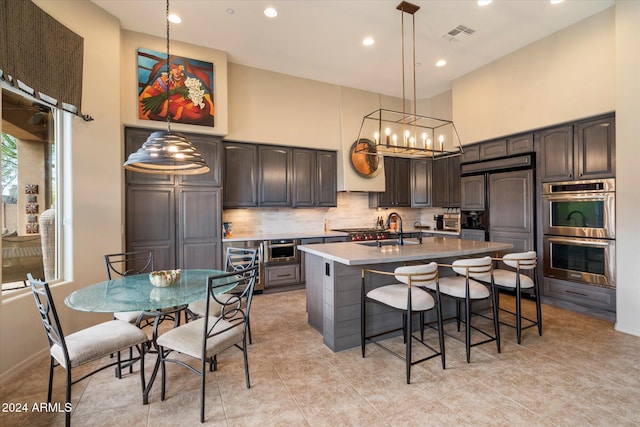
[297,236,512,266]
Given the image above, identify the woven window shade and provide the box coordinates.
[0,0,84,116]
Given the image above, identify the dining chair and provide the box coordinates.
[361,263,445,384]
[187,247,258,343]
[426,256,500,363]
[104,250,182,375]
[489,251,542,344]
[27,274,148,427]
[154,265,258,423]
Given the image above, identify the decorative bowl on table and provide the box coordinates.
[149,269,181,287]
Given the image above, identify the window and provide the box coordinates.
[1,87,60,292]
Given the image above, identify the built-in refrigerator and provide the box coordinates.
[460,154,535,253]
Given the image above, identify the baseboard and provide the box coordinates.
[0,347,50,386]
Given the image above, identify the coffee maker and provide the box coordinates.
[434,215,444,230]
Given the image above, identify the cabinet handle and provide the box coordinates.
[276,273,292,278]
[564,290,588,297]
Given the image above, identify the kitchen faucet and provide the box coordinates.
[385,212,403,245]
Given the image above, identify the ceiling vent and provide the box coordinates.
[442,25,476,42]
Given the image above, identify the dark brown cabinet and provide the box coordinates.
[460,175,485,210]
[125,128,222,270]
[223,143,258,208]
[538,114,615,182]
[370,156,411,207]
[292,149,337,207]
[410,158,432,207]
[431,156,460,208]
[258,146,291,206]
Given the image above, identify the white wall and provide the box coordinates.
[614,1,640,336]
[452,8,615,144]
[1,0,123,380]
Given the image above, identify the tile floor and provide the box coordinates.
[2,289,640,426]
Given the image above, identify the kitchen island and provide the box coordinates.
[298,236,512,351]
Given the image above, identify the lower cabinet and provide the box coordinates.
[543,277,616,312]
[460,229,486,242]
[264,263,301,289]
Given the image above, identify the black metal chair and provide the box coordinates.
[187,247,258,343]
[489,251,542,344]
[152,265,258,423]
[361,263,445,384]
[27,274,148,427]
[104,251,183,374]
[427,256,501,363]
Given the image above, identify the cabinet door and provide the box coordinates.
[489,169,533,235]
[316,151,337,207]
[575,116,615,179]
[461,229,486,242]
[460,175,485,210]
[223,143,258,207]
[460,144,480,164]
[507,133,533,156]
[479,139,507,160]
[179,134,221,187]
[411,158,432,207]
[395,157,411,207]
[177,187,222,270]
[537,125,574,182]
[126,185,176,270]
[292,149,315,208]
[431,158,448,208]
[449,156,461,207]
[376,156,396,207]
[259,146,291,206]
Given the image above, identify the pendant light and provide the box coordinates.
[355,1,463,159]
[124,0,209,175]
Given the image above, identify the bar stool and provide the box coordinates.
[426,256,500,363]
[361,262,445,384]
[490,251,542,344]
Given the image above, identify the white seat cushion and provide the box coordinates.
[426,276,490,300]
[394,262,438,287]
[157,317,244,360]
[114,311,144,323]
[502,251,537,270]
[188,293,239,317]
[492,269,534,289]
[50,320,147,369]
[367,284,435,311]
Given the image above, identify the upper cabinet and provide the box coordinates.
[460,175,485,210]
[223,142,336,209]
[538,114,615,182]
[258,146,291,206]
[411,158,432,207]
[432,156,460,208]
[369,156,411,208]
[461,133,533,164]
[223,143,259,208]
[292,149,337,208]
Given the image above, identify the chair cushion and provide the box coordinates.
[451,256,493,281]
[426,276,490,300]
[156,316,244,360]
[187,293,239,317]
[492,269,534,289]
[50,320,147,369]
[367,284,435,311]
[502,251,537,270]
[113,311,144,323]
[394,262,438,287]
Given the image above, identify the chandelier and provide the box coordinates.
[124,0,209,175]
[355,1,463,159]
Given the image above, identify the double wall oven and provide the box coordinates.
[542,178,615,288]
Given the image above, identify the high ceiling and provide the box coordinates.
[92,0,614,99]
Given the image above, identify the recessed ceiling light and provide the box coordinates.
[226,8,235,15]
[363,37,374,46]
[550,0,565,4]
[436,59,447,67]
[477,0,493,6]
[264,7,278,18]
[167,14,182,24]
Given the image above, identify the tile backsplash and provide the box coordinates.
[222,192,447,235]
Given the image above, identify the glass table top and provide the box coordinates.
[65,269,236,313]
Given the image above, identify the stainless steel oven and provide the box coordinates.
[543,236,615,288]
[263,239,300,264]
[542,178,615,239]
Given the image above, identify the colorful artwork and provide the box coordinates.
[137,48,214,127]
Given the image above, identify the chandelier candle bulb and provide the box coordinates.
[385,127,391,144]
[374,131,379,144]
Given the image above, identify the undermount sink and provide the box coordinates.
[357,239,419,247]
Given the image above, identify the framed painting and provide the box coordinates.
[137,48,214,127]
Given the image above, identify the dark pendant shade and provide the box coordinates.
[123,130,210,175]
